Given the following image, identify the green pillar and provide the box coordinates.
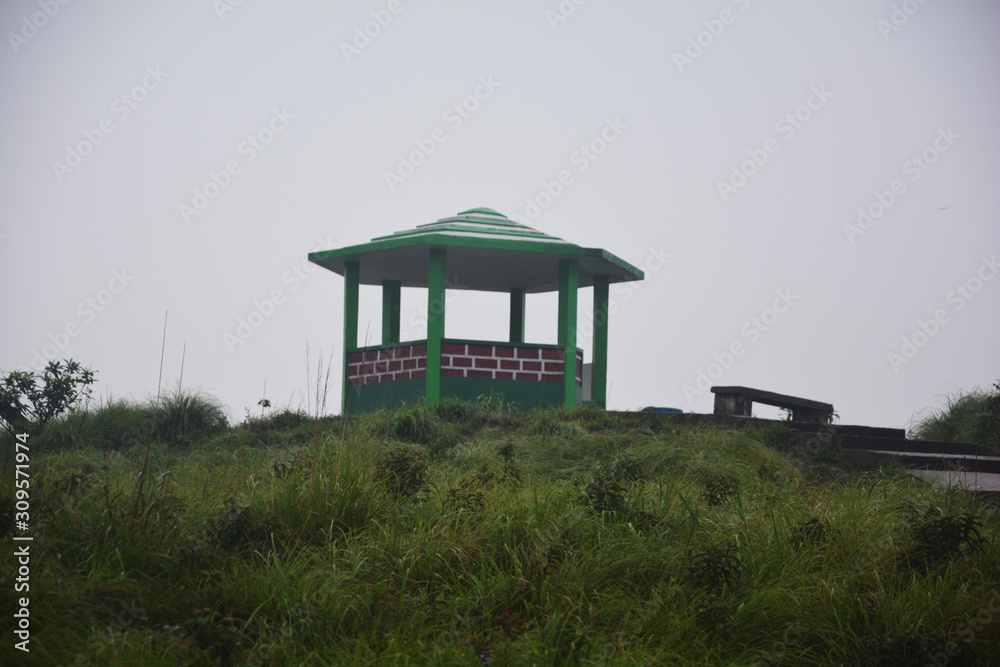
[426,249,446,404]
[382,280,401,344]
[509,288,525,343]
[342,261,360,414]
[592,275,610,408]
[557,259,578,409]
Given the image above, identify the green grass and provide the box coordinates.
[1,395,998,665]
[911,383,1000,455]
[33,390,228,453]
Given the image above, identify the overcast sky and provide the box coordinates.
[2,1,998,431]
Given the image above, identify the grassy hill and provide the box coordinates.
[1,396,998,665]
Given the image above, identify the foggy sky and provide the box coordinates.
[2,0,998,430]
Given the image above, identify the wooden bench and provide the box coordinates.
[710,386,834,423]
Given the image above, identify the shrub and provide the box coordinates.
[35,391,227,452]
[0,359,95,436]
[154,390,228,442]
[443,486,485,515]
[901,513,988,569]
[434,396,475,423]
[685,541,744,591]
[385,404,441,443]
[201,498,275,555]
[374,447,429,499]
[38,398,149,451]
[790,518,827,548]
[269,409,310,431]
[581,453,648,516]
[912,382,1000,453]
[702,471,739,506]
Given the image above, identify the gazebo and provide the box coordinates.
[308,208,643,413]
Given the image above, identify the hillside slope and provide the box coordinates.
[1,401,998,665]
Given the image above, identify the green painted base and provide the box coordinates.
[442,376,581,411]
[344,376,583,413]
[344,377,427,414]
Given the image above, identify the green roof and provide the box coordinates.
[308,208,644,293]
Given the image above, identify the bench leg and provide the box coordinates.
[714,393,752,417]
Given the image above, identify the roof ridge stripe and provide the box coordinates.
[373,225,570,243]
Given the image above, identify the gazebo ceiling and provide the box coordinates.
[308,208,644,293]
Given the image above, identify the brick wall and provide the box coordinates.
[441,342,582,386]
[347,341,583,386]
[346,343,427,385]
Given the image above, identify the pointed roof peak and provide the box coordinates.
[457,207,504,217]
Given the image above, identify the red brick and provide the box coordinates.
[375,361,388,373]
[397,345,411,359]
[475,358,498,369]
[388,360,401,372]
[379,373,393,382]
[442,342,466,355]
[378,348,394,360]
[515,372,538,382]
[362,362,375,375]
[402,359,417,370]
[348,352,363,365]
[417,358,426,368]
[395,371,411,381]
[365,375,378,384]
[442,368,464,377]
[412,369,426,378]
[500,359,520,371]
[541,373,562,383]
[516,347,539,359]
[544,362,564,373]
[348,364,360,377]
[347,376,363,386]
[412,343,427,357]
[363,350,378,362]
[541,348,563,360]
[467,344,493,356]
[440,356,451,367]
[452,357,473,368]
[495,371,514,380]
[523,361,542,372]
[467,369,493,379]
[494,346,515,358]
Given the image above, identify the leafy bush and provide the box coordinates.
[0,359,95,436]
[580,453,648,517]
